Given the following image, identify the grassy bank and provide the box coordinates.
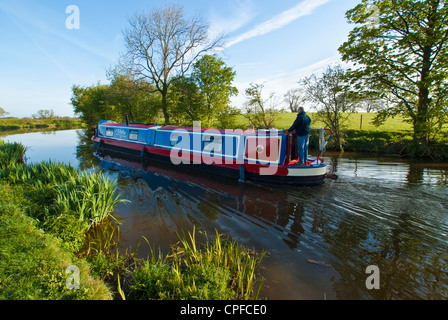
[0,118,85,132]
[0,140,265,300]
[235,112,448,160]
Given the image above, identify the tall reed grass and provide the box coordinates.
[130,228,265,300]
[0,141,26,170]
[0,142,127,251]
[54,171,126,229]
[1,157,126,230]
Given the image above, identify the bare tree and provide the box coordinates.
[361,97,384,113]
[244,83,280,129]
[32,109,56,120]
[283,88,307,113]
[300,64,358,150]
[122,5,224,124]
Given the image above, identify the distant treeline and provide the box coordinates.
[0,118,84,132]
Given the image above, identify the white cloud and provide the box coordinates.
[208,0,257,38]
[231,55,341,108]
[225,0,330,48]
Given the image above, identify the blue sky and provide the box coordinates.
[0,0,360,118]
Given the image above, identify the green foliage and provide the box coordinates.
[168,55,240,128]
[0,142,267,300]
[107,71,161,123]
[192,55,239,128]
[299,64,358,151]
[0,184,112,300]
[339,0,448,143]
[0,141,26,170]
[71,83,114,127]
[0,118,84,132]
[169,75,207,126]
[53,171,126,229]
[2,161,77,186]
[0,144,127,252]
[130,228,265,300]
[71,77,161,129]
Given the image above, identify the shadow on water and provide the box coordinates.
[4,129,448,300]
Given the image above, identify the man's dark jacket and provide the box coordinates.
[287,112,311,136]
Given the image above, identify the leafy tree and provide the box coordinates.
[168,55,240,128]
[71,76,161,128]
[244,83,280,129]
[122,5,224,125]
[168,75,206,126]
[300,64,358,151]
[339,0,448,144]
[107,70,160,124]
[191,55,238,128]
[71,84,115,128]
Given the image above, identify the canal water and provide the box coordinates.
[3,129,448,300]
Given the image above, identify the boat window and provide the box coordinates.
[170,133,180,146]
[129,130,139,141]
[203,135,223,153]
[105,128,114,137]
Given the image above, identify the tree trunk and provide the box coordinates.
[161,93,170,125]
[415,46,432,143]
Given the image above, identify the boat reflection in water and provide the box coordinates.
[94,146,448,300]
[95,147,339,300]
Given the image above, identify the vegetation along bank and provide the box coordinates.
[0,140,265,300]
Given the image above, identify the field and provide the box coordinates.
[0,117,85,132]
[235,112,413,132]
[235,112,447,159]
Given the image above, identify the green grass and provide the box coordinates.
[0,140,267,300]
[0,184,112,300]
[242,112,413,132]
[129,228,265,300]
[233,112,448,159]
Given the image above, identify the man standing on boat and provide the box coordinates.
[287,107,311,165]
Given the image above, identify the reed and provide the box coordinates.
[0,182,113,300]
[130,228,265,300]
[1,158,126,230]
[0,142,128,252]
[0,141,27,170]
[54,171,128,229]
[175,228,265,300]
[2,160,77,186]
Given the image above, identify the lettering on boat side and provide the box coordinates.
[169,121,280,175]
[65,265,80,290]
[65,5,80,30]
[114,129,127,139]
[365,265,380,290]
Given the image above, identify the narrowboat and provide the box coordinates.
[91,119,335,186]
